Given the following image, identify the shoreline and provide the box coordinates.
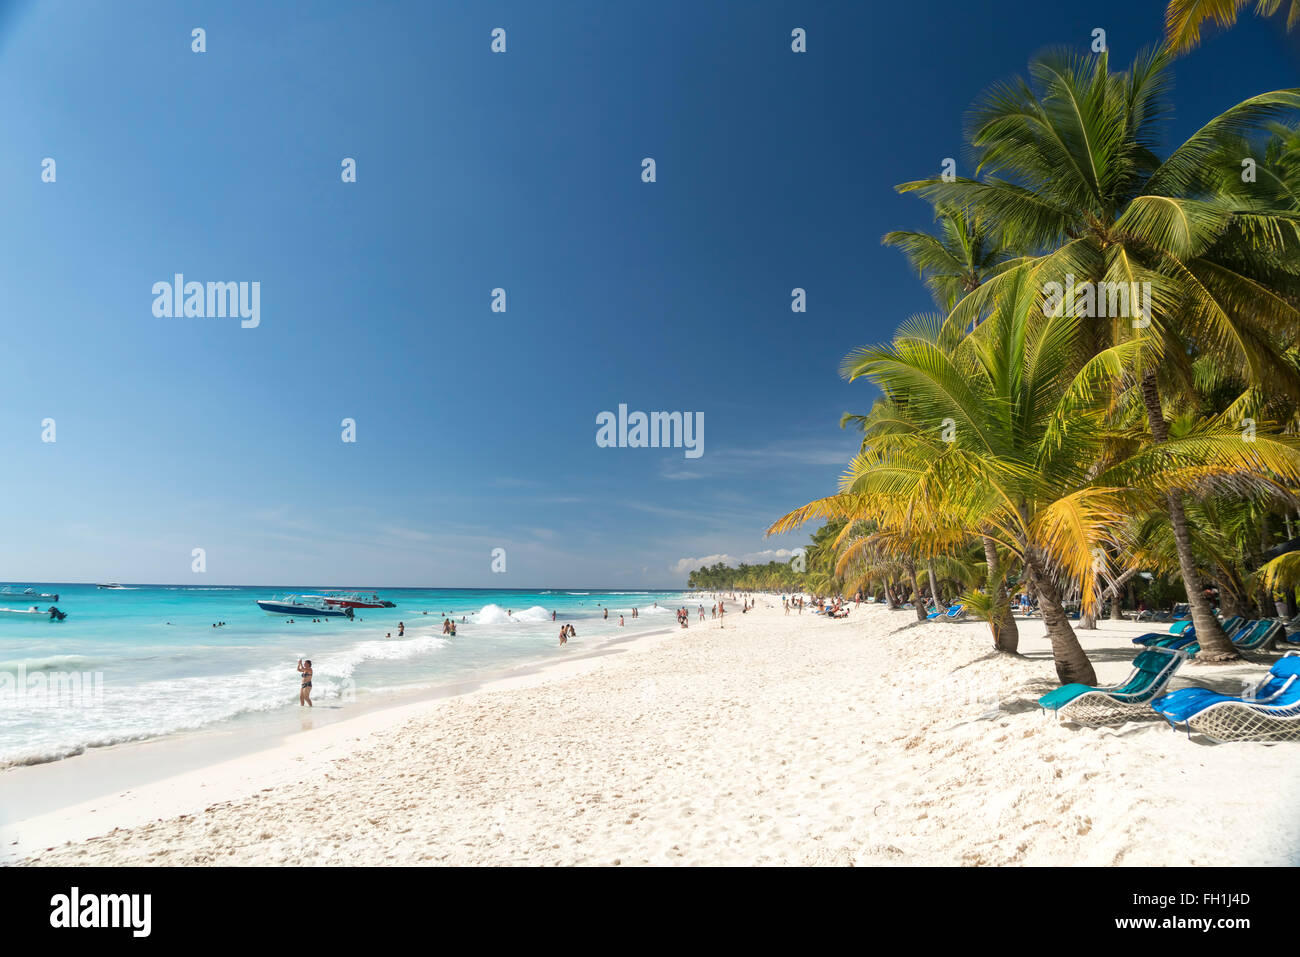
[0,584,689,771]
[7,600,1298,866]
[0,622,678,863]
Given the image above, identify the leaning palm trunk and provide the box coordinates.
[1139,372,1238,661]
[1023,546,1097,685]
[927,561,946,612]
[907,563,927,621]
[982,534,1018,653]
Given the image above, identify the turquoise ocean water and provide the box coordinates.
[0,584,686,766]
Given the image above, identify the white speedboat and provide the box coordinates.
[256,595,353,618]
[0,586,60,601]
[0,605,66,621]
[319,591,395,609]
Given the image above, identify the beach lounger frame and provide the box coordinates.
[1041,646,1190,726]
[926,603,966,622]
[1231,619,1284,652]
[1182,652,1300,743]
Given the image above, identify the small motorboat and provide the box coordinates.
[0,605,66,621]
[319,591,396,609]
[0,586,60,601]
[97,582,125,589]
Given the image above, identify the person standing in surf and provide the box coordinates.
[297,659,313,708]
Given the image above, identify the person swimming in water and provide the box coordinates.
[297,659,313,707]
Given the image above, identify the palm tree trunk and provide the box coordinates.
[982,534,1018,653]
[927,561,946,612]
[1219,588,1247,621]
[1105,567,1137,620]
[1081,577,1097,629]
[1138,371,1238,661]
[1023,546,1097,685]
[908,562,927,622]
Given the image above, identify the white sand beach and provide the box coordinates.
[6,600,1298,866]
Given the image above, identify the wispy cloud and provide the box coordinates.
[658,439,857,481]
[489,477,540,489]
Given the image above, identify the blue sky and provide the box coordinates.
[0,0,1296,587]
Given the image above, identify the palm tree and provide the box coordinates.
[884,209,1030,646]
[897,47,1300,660]
[883,208,1022,312]
[1165,0,1300,55]
[778,274,1300,684]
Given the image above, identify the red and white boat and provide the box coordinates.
[319,591,396,609]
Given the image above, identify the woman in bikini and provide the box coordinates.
[297,659,313,707]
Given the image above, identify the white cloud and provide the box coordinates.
[673,553,734,574]
[672,547,800,575]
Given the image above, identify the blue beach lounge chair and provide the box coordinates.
[1038,645,1190,725]
[1132,633,1199,654]
[1131,621,1197,646]
[1232,619,1283,652]
[1151,652,1300,742]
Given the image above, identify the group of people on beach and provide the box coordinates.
[815,597,850,618]
[1015,593,1039,616]
[678,598,733,627]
